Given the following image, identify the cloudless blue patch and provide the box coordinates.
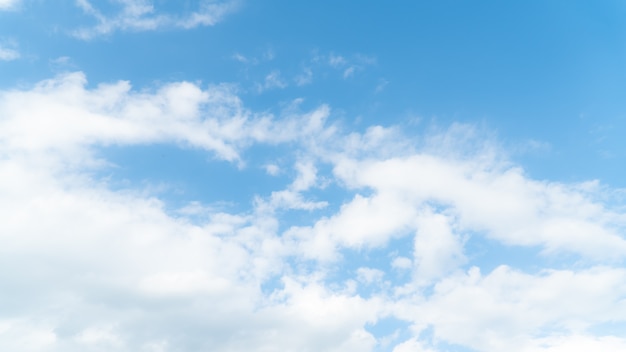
[259,274,284,297]
[588,321,626,337]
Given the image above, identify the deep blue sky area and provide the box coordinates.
[3,1,625,187]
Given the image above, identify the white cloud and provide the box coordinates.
[392,256,412,270]
[2,72,626,351]
[73,0,238,39]
[526,335,626,352]
[0,319,57,351]
[286,191,418,261]
[231,52,249,63]
[328,53,347,67]
[375,78,389,93]
[294,67,313,86]
[312,52,377,80]
[392,338,438,352]
[259,160,328,211]
[343,66,356,78]
[0,72,384,351]
[0,71,305,163]
[412,210,466,283]
[0,45,19,61]
[264,163,280,175]
[331,152,626,260]
[0,0,20,10]
[393,265,626,352]
[256,70,288,92]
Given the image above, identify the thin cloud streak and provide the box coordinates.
[72,0,239,39]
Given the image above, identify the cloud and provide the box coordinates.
[329,52,376,79]
[255,70,288,92]
[527,335,626,352]
[73,0,238,39]
[375,78,389,93]
[294,67,313,86]
[264,163,280,176]
[2,72,626,351]
[328,53,347,68]
[0,0,20,10]
[392,338,438,352]
[258,160,329,211]
[343,66,356,78]
[330,150,626,260]
[412,210,466,283]
[0,71,308,164]
[0,73,381,351]
[309,51,377,80]
[231,52,250,63]
[393,265,626,351]
[0,45,19,61]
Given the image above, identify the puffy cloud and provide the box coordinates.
[412,210,466,283]
[2,72,626,351]
[256,160,329,211]
[331,152,626,260]
[0,72,322,164]
[0,72,383,351]
[392,265,626,351]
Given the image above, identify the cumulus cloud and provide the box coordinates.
[0,71,320,164]
[73,0,238,39]
[1,72,626,351]
[330,151,626,260]
[392,265,626,351]
[0,72,381,351]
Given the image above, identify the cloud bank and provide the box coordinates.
[1,72,626,351]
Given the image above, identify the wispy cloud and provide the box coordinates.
[316,51,377,79]
[255,70,287,92]
[0,0,20,11]
[72,0,239,39]
[231,48,275,65]
[328,53,347,68]
[232,52,250,63]
[294,67,313,86]
[375,78,389,93]
[0,45,19,61]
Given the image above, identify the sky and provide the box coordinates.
[1,1,626,351]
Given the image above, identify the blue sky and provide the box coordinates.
[1,1,626,351]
